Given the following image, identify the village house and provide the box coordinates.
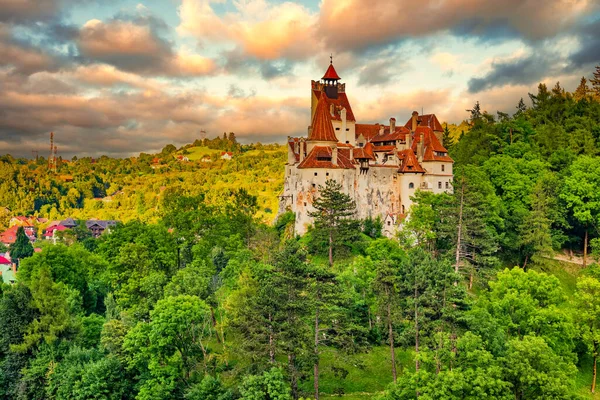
[0,225,36,246]
[279,61,454,236]
[85,220,118,238]
[0,255,16,285]
[220,151,234,160]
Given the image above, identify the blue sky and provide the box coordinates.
[1,0,599,157]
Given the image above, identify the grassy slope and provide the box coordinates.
[177,146,220,160]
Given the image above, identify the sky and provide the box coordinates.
[1,0,599,158]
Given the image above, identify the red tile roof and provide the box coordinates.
[371,126,410,143]
[308,98,338,142]
[353,143,375,160]
[313,91,356,122]
[0,256,10,264]
[356,124,382,141]
[372,145,396,152]
[410,126,453,162]
[398,149,426,173]
[297,146,355,169]
[404,113,444,132]
[322,63,341,80]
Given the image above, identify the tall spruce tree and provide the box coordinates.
[442,123,454,150]
[590,65,600,98]
[575,77,591,101]
[518,180,554,269]
[8,226,33,266]
[309,179,358,266]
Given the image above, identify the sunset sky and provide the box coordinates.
[1,0,599,158]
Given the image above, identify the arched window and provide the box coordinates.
[409,182,414,189]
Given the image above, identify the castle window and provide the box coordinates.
[314,172,318,176]
[336,127,340,130]
[402,205,405,214]
[409,182,414,189]
[304,202,307,207]
[441,165,445,172]
[438,182,442,189]
[326,172,329,176]
[346,128,349,131]
[387,221,391,226]
[445,182,449,189]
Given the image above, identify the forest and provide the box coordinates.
[1,70,600,400]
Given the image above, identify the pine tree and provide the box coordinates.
[8,226,34,266]
[590,65,600,98]
[442,124,454,150]
[515,98,527,117]
[574,77,590,101]
[309,179,358,267]
[467,101,481,125]
[518,180,554,269]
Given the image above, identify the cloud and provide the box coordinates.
[77,18,217,77]
[316,0,594,52]
[0,24,62,75]
[569,17,600,67]
[0,0,62,23]
[178,0,318,61]
[357,58,405,86]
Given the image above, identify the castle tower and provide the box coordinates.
[310,58,355,145]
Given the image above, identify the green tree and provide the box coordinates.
[8,226,33,266]
[239,367,291,400]
[518,179,554,269]
[503,335,576,399]
[308,179,358,266]
[575,76,591,101]
[561,156,600,267]
[575,275,600,393]
[591,65,600,98]
[442,123,454,150]
[124,295,214,399]
[371,239,405,382]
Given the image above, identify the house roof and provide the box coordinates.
[322,63,341,80]
[355,124,382,141]
[353,143,375,160]
[308,98,338,142]
[398,149,426,173]
[297,146,355,169]
[404,113,444,132]
[0,256,10,264]
[371,126,410,143]
[410,127,453,162]
[313,91,356,122]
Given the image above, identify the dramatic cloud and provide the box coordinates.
[78,18,217,77]
[317,0,593,52]
[178,0,318,61]
[570,17,600,67]
[467,51,557,93]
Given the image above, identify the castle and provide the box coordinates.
[279,61,454,236]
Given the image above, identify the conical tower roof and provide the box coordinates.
[308,98,338,142]
[322,63,341,80]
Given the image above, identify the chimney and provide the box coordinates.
[379,125,384,136]
[349,147,354,161]
[417,132,424,162]
[12,262,17,274]
[407,131,412,150]
[332,146,338,165]
[330,103,335,116]
[389,117,396,133]
[411,111,418,132]
[341,107,347,143]
[300,140,306,162]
